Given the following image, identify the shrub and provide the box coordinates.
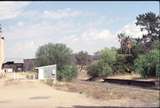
[87,61,100,78]
[100,48,117,65]
[156,63,160,78]
[87,61,112,78]
[87,48,116,78]
[25,73,35,79]
[134,49,160,78]
[45,79,54,86]
[98,60,112,77]
[57,65,77,81]
[114,54,127,73]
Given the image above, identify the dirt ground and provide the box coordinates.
[0,74,159,108]
[0,79,120,108]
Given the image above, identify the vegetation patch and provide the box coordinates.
[53,81,159,103]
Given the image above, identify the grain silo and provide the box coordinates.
[0,24,5,73]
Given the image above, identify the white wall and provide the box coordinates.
[38,68,44,80]
[5,68,13,73]
[36,65,57,80]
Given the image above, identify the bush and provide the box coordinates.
[87,61,112,78]
[45,79,54,86]
[114,54,127,73]
[87,48,116,78]
[134,49,160,78]
[57,65,77,81]
[26,74,33,79]
[87,61,101,78]
[100,48,117,65]
[156,63,160,78]
[98,60,112,77]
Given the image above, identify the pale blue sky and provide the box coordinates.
[0,1,159,62]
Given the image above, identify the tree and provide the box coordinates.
[133,12,160,78]
[74,51,92,72]
[36,43,77,81]
[114,12,160,76]
[136,12,160,52]
[36,43,72,69]
[117,33,137,73]
[117,33,138,55]
[92,51,101,61]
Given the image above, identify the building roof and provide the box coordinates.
[4,58,23,63]
[35,64,56,69]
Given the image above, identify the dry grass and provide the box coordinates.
[1,72,37,80]
[107,73,141,80]
[53,80,159,105]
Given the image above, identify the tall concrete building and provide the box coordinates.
[0,25,4,73]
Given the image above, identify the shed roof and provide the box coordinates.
[35,64,56,69]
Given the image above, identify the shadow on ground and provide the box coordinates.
[57,106,158,108]
[0,100,11,103]
[29,96,51,100]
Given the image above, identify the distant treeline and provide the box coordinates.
[35,12,160,81]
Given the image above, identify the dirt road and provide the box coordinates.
[0,79,159,108]
[0,79,110,108]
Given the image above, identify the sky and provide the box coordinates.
[0,1,159,62]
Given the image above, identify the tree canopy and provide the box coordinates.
[36,43,72,70]
[136,12,160,52]
[74,51,92,66]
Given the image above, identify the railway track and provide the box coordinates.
[102,78,160,90]
[83,78,160,90]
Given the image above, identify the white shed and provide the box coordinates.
[35,64,57,81]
